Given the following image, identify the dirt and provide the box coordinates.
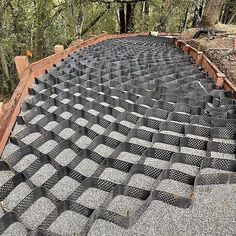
[180,23,236,86]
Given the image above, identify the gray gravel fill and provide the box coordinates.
[103,115,116,122]
[61,98,70,104]
[107,195,143,217]
[139,126,157,133]
[170,163,199,176]
[74,104,84,110]
[59,128,75,139]
[74,159,99,177]
[93,144,114,157]
[30,164,57,186]
[144,158,169,169]
[1,222,28,236]
[21,132,41,144]
[75,118,89,126]
[2,182,32,211]
[54,148,77,166]
[13,154,38,172]
[152,143,179,152]
[48,210,87,236]
[44,121,58,131]
[88,109,100,116]
[38,140,58,154]
[181,147,206,157]
[119,121,135,128]
[114,107,125,112]
[117,152,141,164]
[20,197,55,230]
[29,114,45,124]
[75,136,92,149]
[50,176,80,200]
[0,171,15,187]
[60,112,72,119]
[91,124,106,134]
[108,131,127,142]
[47,105,58,113]
[99,168,127,184]
[128,174,156,191]
[76,187,108,209]
[129,138,152,147]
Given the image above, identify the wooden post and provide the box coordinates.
[14,56,30,79]
[54,45,64,54]
[196,51,203,65]
[216,72,225,88]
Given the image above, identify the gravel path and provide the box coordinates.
[59,128,75,139]
[75,136,92,149]
[213,138,235,145]
[156,179,193,198]
[30,164,57,186]
[60,112,72,119]
[76,188,109,209]
[1,222,28,236]
[48,210,88,235]
[88,109,100,116]
[21,133,42,144]
[210,151,235,160]
[114,107,125,112]
[0,171,15,187]
[2,183,32,211]
[119,121,135,128]
[50,176,80,200]
[170,163,199,176]
[29,114,45,124]
[54,149,77,166]
[144,158,169,169]
[38,140,58,154]
[75,118,89,126]
[117,152,141,164]
[99,168,127,184]
[107,195,143,217]
[129,138,152,148]
[61,99,70,104]
[139,126,157,133]
[74,104,84,110]
[181,147,206,157]
[20,197,56,230]
[13,154,38,172]
[44,121,58,131]
[93,145,115,158]
[152,143,179,152]
[74,159,99,177]
[108,132,127,142]
[91,125,106,134]
[47,105,58,113]
[128,174,156,191]
[103,115,116,122]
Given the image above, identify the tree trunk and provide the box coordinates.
[76,1,84,39]
[34,0,47,61]
[201,0,224,27]
[119,4,126,34]
[143,0,149,31]
[0,43,11,94]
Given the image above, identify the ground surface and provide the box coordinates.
[0,36,236,235]
[181,23,236,86]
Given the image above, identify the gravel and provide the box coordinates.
[54,148,77,166]
[86,97,94,101]
[152,143,179,152]
[107,195,143,217]
[20,197,56,230]
[99,168,127,184]
[129,138,152,148]
[50,176,80,200]
[128,174,155,191]
[160,131,184,137]
[60,112,72,119]
[186,134,209,141]
[75,136,92,149]
[38,140,58,154]
[91,124,106,134]
[100,102,110,107]
[50,94,57,98]
[47,105,58,113]
[108,131,127,142]
[93,145,115,157]
[61,98,70,104]
[114,107,125,112]
[13,154,38,172]
[139,126,157,133]
[29,114,45,124]
[210,151,235,160]
[200,168,232,174]
[156,179,193,198]
[181,147,206,157]
[213,138,235,145]
[144,158,169,170]
[88,109,100,116]
[36,101,45,106]
[2,142,20,159]
[75,118,89,126]
[170,163,199,176]
[0,171,15,187]
[74,92,81,96]
[44,121,58,131]
[1,222,28,236]
[103,115,117,123]
[74,104,84,110]
[2,183,32,211]
[21,132,41,144]
[74,159,99,177]
[48,210,88,235]
[117,152,141,164]
[131,112,143,117]
[59,128,75,139]
[119,121,135,128]
[76,187,109,209]
[30,164,57,186]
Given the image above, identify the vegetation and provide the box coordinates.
[0,0,235,98]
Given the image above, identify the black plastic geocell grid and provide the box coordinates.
[0,36,236,235]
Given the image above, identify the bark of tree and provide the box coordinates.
[76,1,84,38]
[126,3,136,32]
[119,4,126,33]
[0,43,11,93]
[201,0,224,27]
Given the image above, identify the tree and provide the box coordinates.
[201,0,224,27]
